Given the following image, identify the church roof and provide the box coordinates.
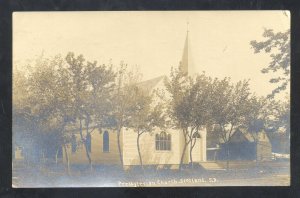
[136,28,195,93]
[137,75,166,92]
[137,29,194,92]
[65,30,191,133]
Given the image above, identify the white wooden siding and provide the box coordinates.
[63,126,207,166]
[63,129,121,165]
[123,128,181,165]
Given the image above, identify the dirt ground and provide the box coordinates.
[12,161,290,187]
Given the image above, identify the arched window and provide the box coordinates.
[71,134,77,153]
[155,132,171,151]
[86,133,91,153]
[192,132,201,139]
[103,131,109,152]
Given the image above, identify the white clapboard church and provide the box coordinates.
[63,30,207,169]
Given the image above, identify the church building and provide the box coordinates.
[63,30,207,169]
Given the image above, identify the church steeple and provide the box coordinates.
[179,22,190,76]
[180,32,189,75]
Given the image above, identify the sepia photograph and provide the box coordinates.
[12,11,290,187]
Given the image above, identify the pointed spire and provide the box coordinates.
[187,21,189,33]
[179,23,189,75]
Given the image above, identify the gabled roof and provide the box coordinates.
[137,75,166,92]
[232,128,255,142]
[219,127,270,143]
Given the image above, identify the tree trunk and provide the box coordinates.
[180,143,188,171]
[85,133,93,172]
[79,119,92,170]
[41,151,45,165]
[224,125,234,171]
[189,138,197,169]
[55,148,59,166]
[189,141,193,168]
[63,143,70,175]
[117,127,124,167]
[255,139,258,168]
[179,129,189,171]
[286,124,290,153]
[137,133,144,170]
[214,150,217,161]
[79,119,93,171]
[226,144,230,170]
[86,122,93,172]
[40,150,45,170]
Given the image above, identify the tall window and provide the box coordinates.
[192,132,201,139]
[155,132,171,151]
[71,134,77,153]
[86,133,91,153]
[103,131,109,152]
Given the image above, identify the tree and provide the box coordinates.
[65,52,95,171]
[243,96,270,164]
[165,68,212,170]
[210,78,253,169]
[85,60,116,130]
[250,28,290,97]
[83,58,116,169]
[110,64,128,167]
[127,85,166,169]
[273,99,290,138]
[13,68,31,162]
[245,94,290,154]
[13,54,76,174]
[165,68,192,170]
[265,98,290,153]
[188,74,214,168]
[13,52,116,174]
[65,52,116,171]
[245,96,267,130]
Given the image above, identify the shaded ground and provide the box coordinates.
[12,161,290,187]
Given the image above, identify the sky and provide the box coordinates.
[13,11,290,100]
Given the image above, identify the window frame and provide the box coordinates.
[155,131,171,151]
[71,134,77,154]
[103,131,110,153]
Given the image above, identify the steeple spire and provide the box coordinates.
[179,22,189,75]
[187,21,189,33]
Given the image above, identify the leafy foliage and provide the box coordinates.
[165,69,215,168]
[250,29,290,97]
[13,52,116,168]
